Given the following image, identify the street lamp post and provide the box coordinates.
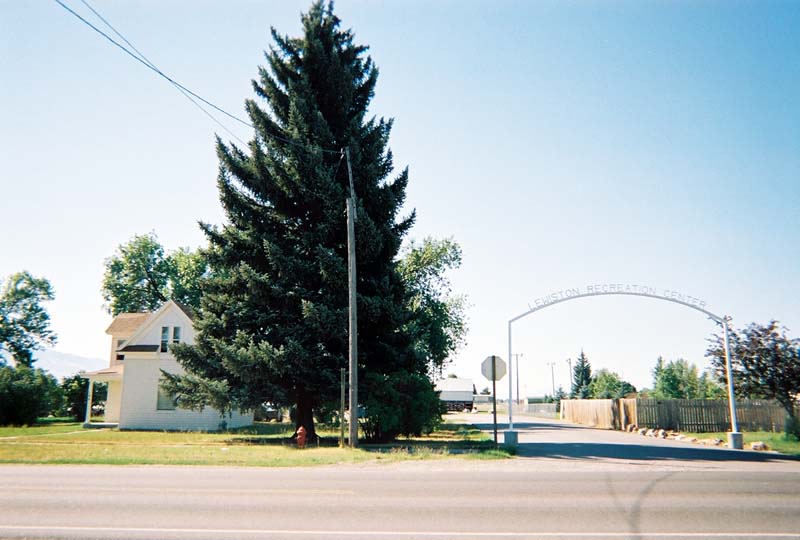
[514,353,523,406]
[566,358,572,393]
[546,362,556,396]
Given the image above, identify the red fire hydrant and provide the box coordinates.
[296,426,307,449]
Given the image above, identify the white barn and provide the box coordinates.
[82,300,253,431]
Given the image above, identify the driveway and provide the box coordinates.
[449,411,800,471]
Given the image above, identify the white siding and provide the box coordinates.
[439,390,474,402]
[118,355,252,431]
[134,306,195,352]
[105,380,122,423]
[436,378,475,403]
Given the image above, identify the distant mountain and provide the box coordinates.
[33,349,106,380]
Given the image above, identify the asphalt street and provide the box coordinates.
[1,414,798,540]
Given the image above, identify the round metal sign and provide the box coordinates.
[482,355,506,381]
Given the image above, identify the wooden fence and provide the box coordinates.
[631,398,788,432]
[561,399,619,429]
[561,398,790,433]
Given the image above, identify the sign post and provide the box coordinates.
[482,355,506,446]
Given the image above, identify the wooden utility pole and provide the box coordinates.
[345,148,358,448]
[340,368,346,448]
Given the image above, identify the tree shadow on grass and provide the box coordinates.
[225,422,499,454]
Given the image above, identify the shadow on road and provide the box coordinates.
[460,416,800,463]
[513,441,798,462]
[469,420,578,431]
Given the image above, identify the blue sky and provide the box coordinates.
[1,1,798,396]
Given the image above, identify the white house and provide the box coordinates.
[82,300,253,431]
[435,377,475,411]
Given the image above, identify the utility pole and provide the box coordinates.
[722,315,742,448]
[339,368,346,448]
[566,358,573,393]
[547,361,556,396]
[345,147,358,448]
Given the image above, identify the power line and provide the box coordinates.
[53,0,344,155]
[53,0,253,128]
[77,0,248,145]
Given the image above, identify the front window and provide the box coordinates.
[172,326,181,344]
[156,388,176,410]
[160,326,169,352]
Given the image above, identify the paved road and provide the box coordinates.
[463,412,800,471]
[0,414,798,540]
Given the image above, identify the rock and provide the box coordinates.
[687,437,698,443]
[751,441,768,451]
[638,428,648,436]
[628,424,638,433]
[657,429,667,439]
[700,438,724,446]
[675,434,687,441]
[645,429,657,437]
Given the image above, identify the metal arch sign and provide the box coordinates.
[504,283,741,448]
[510,283,723,323]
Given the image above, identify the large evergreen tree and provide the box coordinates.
[164,2,437,442]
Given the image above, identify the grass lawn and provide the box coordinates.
[0,419,511,466]
[681,430,800,457]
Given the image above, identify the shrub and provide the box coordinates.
[361,371,443,443]
[784,415,800,441]
[0,365,61,425]
[58,374,107,421]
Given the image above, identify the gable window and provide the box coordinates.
[172,326,181,344]
[160,326,169,353]
[156,388,177,411]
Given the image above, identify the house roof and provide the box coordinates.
[119,344,160,352]
[435,378,475,393]
[118,300,194,352]
[173,301,195,321]
[104,300,194,337]
[81,364,124,379]
[105,313,150,336]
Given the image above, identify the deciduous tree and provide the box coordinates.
[101,233,207,315]
[650,357,722,400]
[707,321,800,436]
[399,237,468,374]
[0,365,60,425]
[589,369,636,399]
[0,271,56,367]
